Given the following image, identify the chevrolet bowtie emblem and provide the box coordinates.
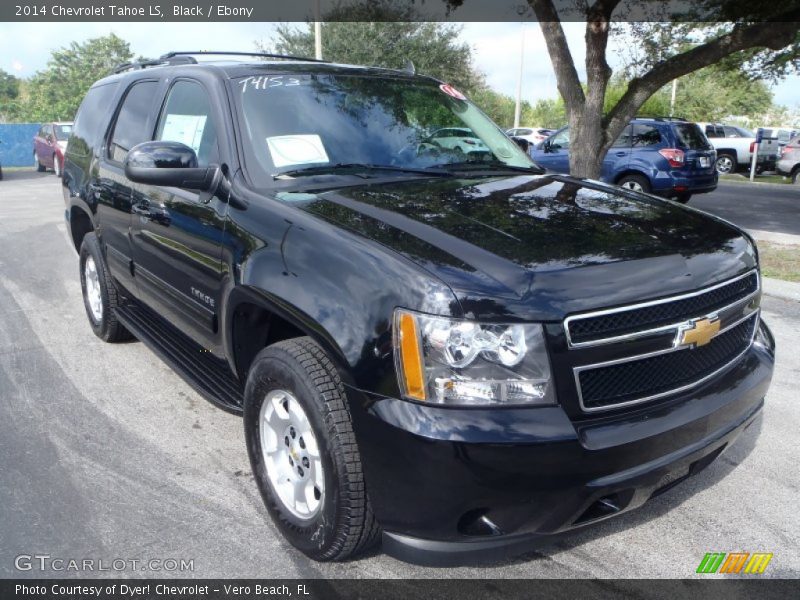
[678,317,721,348]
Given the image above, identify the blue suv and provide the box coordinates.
[531,118,718,203]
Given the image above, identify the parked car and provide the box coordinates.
[0,139,3,180]
[33,122,73,177]
[695,122,779,174]
[421,127,490,155]
[531,118,717,203]
[63,52,774,564]
[776,134,800,183]
[761,126,798,150]
[506,126,554,145]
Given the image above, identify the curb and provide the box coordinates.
[762,277,800,303]
[748,229,800,246]
[718,177,794,190]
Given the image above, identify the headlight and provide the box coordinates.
[393,309,554,406]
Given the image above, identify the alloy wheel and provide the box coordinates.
[84,256,103,322]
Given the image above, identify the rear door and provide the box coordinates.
[128,78,229,353]
[95,78,161,295]
[601,124,632,182]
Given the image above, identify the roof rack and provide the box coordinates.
[635,116,688,122]
[112,51,326,74]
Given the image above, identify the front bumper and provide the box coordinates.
[347,320,774,565]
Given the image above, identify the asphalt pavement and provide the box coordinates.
[0,171,798,579]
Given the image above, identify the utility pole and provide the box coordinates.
[314,0,322,60]
[670,79,677,117]
[514,24,525,129]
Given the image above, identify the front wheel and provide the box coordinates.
[53,154,62,178]
[715,153,736,174]
[792,168,799,184]
[244,337,379,561]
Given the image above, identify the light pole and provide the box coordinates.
[670,79,677,117]
[514,24,525,129]
[314,0,322,60]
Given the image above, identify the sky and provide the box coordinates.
[0,21,798,110]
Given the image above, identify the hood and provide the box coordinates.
[288,174,756,319]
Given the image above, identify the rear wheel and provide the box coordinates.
[617,174,651,194]
[79,233,133,343]
[244,337,379,561]
[791,168,799,184]
[675,193,692,204]
[34,151,46,172]
[715,153,736,174]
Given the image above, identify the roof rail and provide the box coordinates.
[112,51,326,75]
[159,51,327,63]
[635,116,688,122]
[112,54,197,74]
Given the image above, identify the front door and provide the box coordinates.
[129,79,229,354]
[535,127,571,174]
[601,124,632,182]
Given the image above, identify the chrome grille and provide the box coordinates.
[566,271,759,347]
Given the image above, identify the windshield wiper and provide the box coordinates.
[434,160,545,175]
[274,163,453,180]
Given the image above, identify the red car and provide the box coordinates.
[33,122,73,177]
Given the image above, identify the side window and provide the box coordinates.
[611,125,633,148]
[108,80,159,163]
[705,125,722,138]
[550,128,569,150]
[70,83,119,157]
[723,126,740,138]
[38,125,46,138]
[631,124,662,147]
[155,80,219,167]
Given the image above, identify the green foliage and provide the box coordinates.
[603,77,671,118]
[262,17,483,94]
[20,34,133,122]
[670,65,773,121]
[468,88,526,129]
[525,98,567,129]
[0,68,21,122]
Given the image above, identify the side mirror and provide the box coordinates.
[511,136,530,153]
[124,141,219,191]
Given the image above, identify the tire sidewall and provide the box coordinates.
[619,174,650,193]
[79,235,112,339]
[244,352,342,557]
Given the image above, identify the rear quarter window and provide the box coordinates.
[675,124,713,150]
[69,82,119,158]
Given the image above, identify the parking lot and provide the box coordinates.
[0,170,798,579]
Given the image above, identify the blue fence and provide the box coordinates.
[0,124,41,167]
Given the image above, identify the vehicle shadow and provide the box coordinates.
[1,168,54,181]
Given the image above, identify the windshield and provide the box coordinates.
[233,73,536,186]
[54,124,72,141]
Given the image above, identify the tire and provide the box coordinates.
[53,154,62,178]
[675,193,692,204]
[792,168,799,184]
[715,153,736,174]
[0,165,3,181]
[617,174,651,194]
[79,233,133,343]
[244,337,379,561]
[34,151,46,172]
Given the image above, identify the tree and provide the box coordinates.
[528,1,800,178]
[526,98,567,129]
[0,68,21,122]
[22,34,133,122]
[259,2,483,93]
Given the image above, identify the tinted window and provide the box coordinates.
[631,124,662,147]
[735,126,754,137]
[69,82,119,157]
[675,123,713,150]
[108,80,159,163]
[611,125,632,148]
[704,125,723,138]
[517,128,533,135]
[54,124,72,141]
[156,80,219,167]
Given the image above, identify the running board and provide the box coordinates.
[114,301,244,415]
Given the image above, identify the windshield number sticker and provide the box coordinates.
[440,84,466,100]
[239,76,302,93]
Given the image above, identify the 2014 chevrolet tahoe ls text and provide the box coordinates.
[62,52,775,565]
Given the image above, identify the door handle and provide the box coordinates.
[615,151,627,156]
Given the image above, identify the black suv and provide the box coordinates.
[63,52,775,565]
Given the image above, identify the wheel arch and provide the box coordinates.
[68,204,95,252]
[224,286,353,386]
[613,169,651,185]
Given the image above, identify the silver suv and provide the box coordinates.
[776,135,800,183]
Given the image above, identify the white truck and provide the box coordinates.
[696,123,779,174]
